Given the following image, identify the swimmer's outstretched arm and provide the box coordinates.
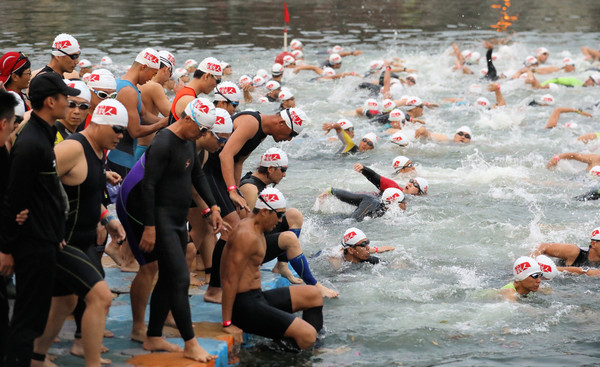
[415,126,448,142]
[557,266,600,276]
[530,242,580,264]
[545,107,592,128]
[369,246,394,254]
[546,152,600,169]
[577,132,599,144]
[294,64,323,75]
[487,83,506,107]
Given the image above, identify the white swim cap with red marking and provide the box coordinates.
[283,55,295,66]
[78,59,92,68]
[362,132,378,147]
[266,80,281,92]
[513,256,542,281]
[336,119,353,130]
[272,63,284,76]
[392,156,410,170]
[280,108,307,134]
[535,255,558,280]
[158,51,176,69]
[214,81,242,102]
[290,39,303,50]
[65,80,91,103]
[51,33,80,56]
[278,87,294,101]
[260,147,288,167]
[382,188,405,204]
[184,97,216,130]
[198,57,223,76]
[256,187,287,210]
[185,59,198,68]
[87,69,117,90]
[213,108,233,134]
[388,109,405,122]
[390,131,409,146]
[342,227,367,247]
[329,53,342,65]
[92,99,128,127]
[382,99,395,112]
[135,48,160,69]
[322,67,335,76]
[100,56,112,66]
[591,227,600,241]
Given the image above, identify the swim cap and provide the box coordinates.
[476,97,490,108]
[256,69,270,81]
[392,155,410,170]
[266,80,281,92]
[135,48,160,69]
[390,131,409,146]
[322,67,335,76]
[278,87,294,101]
[87,69,117,90]
[540,94,555,105]
[362,132,378,147]
[332,45,344,54]
[524,56,537,67]
[65,80,91,103]
[390,83,404,99]
[280,107,307,134]
[388,108,405,122]
[382,188,405,204]
[591,227,600,241]
[7,91,25,117]
[252,75,266,87]
[78,59,92,68]
[282,55,295,67]
[480,69,488,76]
[100,56,113,66]
[198,57,223,76]
[382,99,395,113]
[369,60,384,71]
[461,50,472,59]
[239,74,252,85]
[158,50,176,70]
[258,97,269,103]
[342,227,367,247]
[562,57,574,66]
[590,166,600,178]
[364,98,381,113]
[513,256,542,281]
[405,96,422,107]
[51,33,80,56]
[536,47,549,57]
[91,99,128,127]
[469,51,481,64]
[336,118,353,130]
[213,108,233,134]
[406,74,418,83]
[214,81,242,102]
[469,84,482,94]
[456,126,472,136]
[221,61,231,69]
[260,147,288,167]
[413,177,429,194]
[255,187,287,210]
[183,97,216,130]
[565,122,577,129]
[272,63,284,76]
[290,39,303,50]
[82,73,91,83]
[535,255,558,280]
[329,53,342,65]
[185,59,198,68]
[172,68,187,81]
[589,73,600,85]
[291,50,304,59]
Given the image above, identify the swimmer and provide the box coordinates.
[184,59,198,74]
[318,186,406,221]
[527,94,555,107]
[271,63,284,82]
[33,33,81,79]
[380,108,406,133]
[581,45,600,62]
[353,162,418,194]
[322,122,376,154]
[451,43,474,75]
[415,125,472,144]
[264,80,282,102]
[526,72,600,89]
[513,57,576,78]
[546,152,600,171]
[355,98,383,119]
[278,87,295,110]
[213,81,242,116]
[531,227,600,268]
[293,64,357,80]
[545,106,593,128]
[221,61,232,76]
[330,228,394,267]
[500,256,543,301]
[536,47,550,64]
[573,166,600,201]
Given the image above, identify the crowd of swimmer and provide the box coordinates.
[3,32,600,366]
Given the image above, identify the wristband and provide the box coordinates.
[425,102,429,107]
[402,67,406,72]
[386,66,391,71]
[410,117,414,123]
[553,154,560,162]
[227,185,237,192]
[595,132,600,138]
[222,320,232,327]
[374,247,378,253]
[100,209,109,220]
[201,207,211,216]
[496,85,500,91]
[577,109,582,114]
[101,215,115,226]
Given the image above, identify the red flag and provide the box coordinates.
[284,2,290,23]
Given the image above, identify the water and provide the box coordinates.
[3,0,600,365]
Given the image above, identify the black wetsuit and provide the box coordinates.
[141,129,216,341]
[54,121,74,143]
[0,112,67,366]
[575,187,600,201]
[569,248,600,267]
[363,255,380,265]
[331,188,387,221]
[369,112,390,125]
[483,48,499,81]
[0,146,9,362]
[266,94,278,102]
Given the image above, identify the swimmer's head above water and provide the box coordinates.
[454,126,472,144]
[359,132,377,151]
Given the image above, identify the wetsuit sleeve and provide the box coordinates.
[484,48,498,81]
[338,130,356,154]
[331,188,367,206]
[191,150,216,207]
[540,78,559,87]
[141,140,170,227]
[360,167,383,190]
[379,176,401,191]
[0,141,41,253]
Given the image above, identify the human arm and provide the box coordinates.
[557,266,600,276]
[106,171,122,185]
[577,132,600,144]
[545,107,592,128]
[294,64,323,75]
[239,183,259,210]
[322,122,342,135]
[546,152,600,169]
[530,242,581,264]
[117,87,167,139]
[54,139,83,179]
[191,148,222,233]
[487,83,506,107]
[151,83,171,117]
[483,43,498,81]
[338,50,362,57]
[354,164,383,190]
[534,66,561,74]
[415,126,449,142]
[101,204,125,243]
[369,246,395,253]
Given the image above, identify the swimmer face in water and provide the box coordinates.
[453,130,471,144]
[358,137,375,152]
[281,97,295,109]
[404,179,424,196]
[346,239,371,261]
[537,51,549,64]
[394,160,415,174]
[519,272,542,293]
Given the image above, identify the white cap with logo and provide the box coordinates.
[92,99,128,127]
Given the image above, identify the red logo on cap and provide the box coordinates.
[144,52,159,65]
[262,193,280,202]
[368,101,378,107]
[167,54,175,64]
[215,116,225,125]
[289,111,303,127]
[89,74,100,82]
[539,263,551,273]
[54,40,73,49]
[206,62,222,73]
[344,231,357,243]
[67,83,75,88]
[267,82,276,89]
[592,170,600,177]
[543,97,552,102]
[592,229,600,238]
[263,153,281,161]
[386,192,400,202]
[193,100,209,114]
[219,87,236,95]
[408,99,417,105]
[514,261,531,275]
[392,136,404,142]
[393,161,401,168]
[96,105,117,116]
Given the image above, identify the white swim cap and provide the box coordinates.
[390,131,409,147]
[565,122,577,129]
[562,57,575,66]
[255,187,287,210]
[272,63,284,76]
[100,56,113,66]
[198,57,223,76]
[536,47,549,57]
[337,118,353,130]
[221,61,230,69]
[258,97,269,103]
[172,68,187,80]
[266,80,281,92]
[214,81,242,102]
[280,108,307,135]
[82,73,91,83]
[256,69,269,81]
[590,166,600,178]
[364,98,381,112]
[392,155,410,170]
[591,227,600,241]
[184,97,216,130]
[329,53,342,65]
[513,256,542,281]
[78,59,91,68]
[322,67,335,76]
[92,99,128,127]
[65,80,91,103]
[290,39,303,50]
[158,51,175,70]
[589,73,600,85]
[476,97,490,108]
[292,50,304,59]
[405,96,422,107]
[135,48,160,69]
[456,126,472,136]
[469,51,481,64]
[382,99,395,113]
[87,69,117,90]
[185,59,198,68]
[282,55,295,67]
[213,108,233,134]
[278,87,294,101]
[406,74,418,83]
[524,55,538,66]
[252,75,266,87]
[388,108,405,122]
[260,147,288,167]
[369,60,384,70]
[362,132,378,147]
[51,33,80,56]
[461,50,472,59]
[239,74,252,85]
[540,94,555,105]
[535,255,558,280]
[469,84,482,94]
[382,187,405,204]
[413,177,429,194]
[7,91,25,117]
[342,227,367,247]
[332,45,344,53]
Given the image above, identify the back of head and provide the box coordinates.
[0,90,19,121]
[260,147,288,168]
[255,187,286,210]
[280,107,307,135]
[183,97,216,130]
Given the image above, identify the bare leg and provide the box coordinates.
[142,336,183,352]
[119,239,139,273]
[81,281,113,367]
[104,240,122,266]
[188,208,214,284]
[186,242,204,286]
[204,211,239,304]
[32,296,78,367]
[129,262,158,342]
[283,285,323,349]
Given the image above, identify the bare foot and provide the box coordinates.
[272,261,302,284]
[183,339,217,362]
[316,283,339,298]
[71,338,110,356]
[30,356,57,367]
[104,329,114,338]
[203,286,222,304]
[47,354,57,361]
[190,274,205,287]
[120,261,140,273]
[130,328,147,343]
[104,241,122,266]
[143,336,183,352]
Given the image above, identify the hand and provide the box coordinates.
[223,324,244,344]
[220,220,233,234]
[229,191,249,213]
[353,163,364,173]
[210,211,223,234]
[241,83,254,92]
[59,240,66,250]
[383,60,391,67]
[159,117,169,128]
[321,123,333,134]
[578,133,597,144]
[15,208,29,225]
[487,83,500,92]
[577,110,592,118]
[106,171,122,185]
[352,50,363,56]
[483,40,494,50]
[106,219,126,243]
[0,252,14,276]
[96,222,108,245]
[546,156,560,169]
[139,226,156,253]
